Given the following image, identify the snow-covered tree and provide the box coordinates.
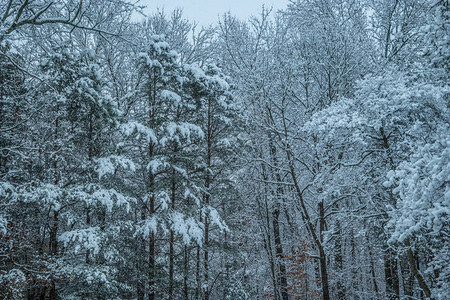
[1,1,448,298]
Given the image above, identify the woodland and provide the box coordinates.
[0,0,449,299]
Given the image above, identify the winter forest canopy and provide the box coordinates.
[0,0,448,299]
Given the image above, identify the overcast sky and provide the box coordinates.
[139,0,290,27]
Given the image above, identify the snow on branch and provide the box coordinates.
[95,155,136,179]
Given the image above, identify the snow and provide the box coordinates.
[95,155,136,179]
[92,188,133,213]
[120,121,158,144]
[2,1,449,298]
[0,215,7,235]
[170,211,203,245]
[95,158,115,179]
[21,183,63,211]
[204,206,229,233]
[138,52,163,69]
[209,74,230,90]
[184,187,201,206]
[147,158,169,174]
[0,181,15,197]
[59,227,102,255]
[150,35,171,55]
[137,217,158,238]
[386,132,450,243]
[0,269,26,288]
[157,191,170,210]
[303,97,367,137]
[173,165,188,178]
[185,64,207,80]
[218,136,237,147]
[160,122,204,146]
[85,269,108,286]
[160,89,181,106]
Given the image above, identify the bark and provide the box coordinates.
[148,161,155,300]
[204,205,210,300]
[335,220,345,300]
[286,143,330,300]
[384,0,399,59]
[169,163,176,300]
[267,113,289,300]
[49,210,59,300]
[86,207,90,264]
[169,229,175,300]
[203,97,212,300]
[405,238,432,298]
[318,201,330,300]
[271,100,330,300]
[259,155,279,299]
[184,245,189,300]
[224,230,229,299]
[195,239,201,300]
[195,213,203,300]
[272,208,289,300]
[265,193,278,299]
[86,109,93,264]
[147,68,157,300]
[367,236,380,297]
[384,249,399,298]
[48,102,60,300]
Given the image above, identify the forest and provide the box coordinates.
[0,0,448,299]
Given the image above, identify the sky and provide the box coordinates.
[139,0,290,27]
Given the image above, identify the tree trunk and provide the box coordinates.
[148,207,155,300]
[272,208,289,300]
[184,245,189,300]
[195,240,201,300]
[405,238,431,298]
[49,210,59,300]
[286,151,330,300]
[86,206,90,264]
[203,98,212,300]
[169,166,176,300]
[267,122,289,300]
[148,139,156,300]
[335,220,345,300]
[367,235,380,298]
[277,108,330,300]
[384,249,399,298]
[204,206,210,300]
[148,71,157,299]
[318,201,330,300]
[258,156,279,299]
